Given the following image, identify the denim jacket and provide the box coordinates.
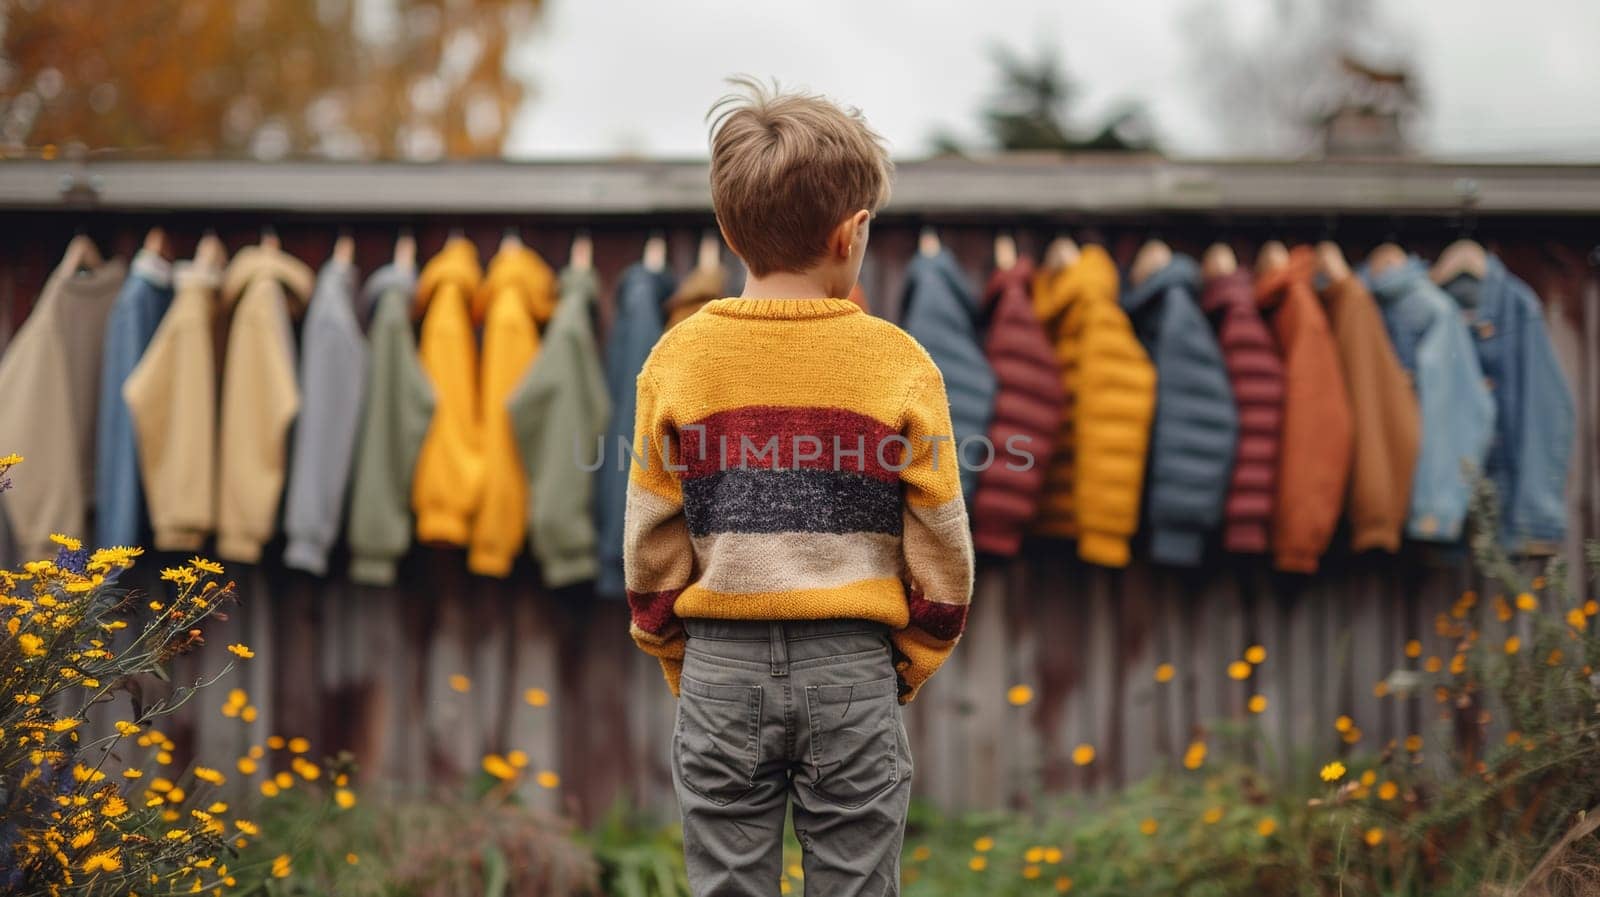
[1363,257,1495,543]
[94,249,174,549]
[1439,256,1574,552]
[1121,255,1238,566]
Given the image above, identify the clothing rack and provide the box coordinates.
[6,157,1600,217]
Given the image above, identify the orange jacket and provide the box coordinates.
[1255,248,1353,572]
[1030,246,1156,567]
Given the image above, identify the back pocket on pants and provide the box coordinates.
[805,675,900,807]
[675,675,763,806]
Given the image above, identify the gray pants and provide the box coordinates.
[674,618,913,897]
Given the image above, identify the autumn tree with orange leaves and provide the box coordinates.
[0,0,541,160]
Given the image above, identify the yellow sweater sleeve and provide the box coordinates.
[894,368,976,704]
[468,290,541,576]
[215,282,302,562]
[412,281,483,545]
[622,366,695,696]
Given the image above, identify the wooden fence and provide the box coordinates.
[1,157,1597,823]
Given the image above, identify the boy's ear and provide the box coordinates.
[830,210,871,259]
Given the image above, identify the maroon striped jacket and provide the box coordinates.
[1199,271,1285,554]
[971,258,1066,556]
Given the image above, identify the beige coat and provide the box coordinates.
[0,241,126,559]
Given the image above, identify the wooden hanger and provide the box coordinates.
[332,229,355,266]
[642,231,667,273]
[569,230,593,272]
[1430,238,1488,284]
[1366,241,1408,277]
[61,233,105,274]
[193,230,226,272]
[697,230,722,271]
[1255,240,1290,276]
[500,226,523,253]
[993,233,1018,272]
[394,228,417,272]
[1043,234,1080,271]
[1315,240,1350,283]
[1201,242,1237,279]
[1130,238,1171,286]
[143,226,169,260]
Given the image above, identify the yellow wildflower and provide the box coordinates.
[236,757,258,776]
[1202,806,1224,824]
[234,820,259,836]
[1071,744,1095,766]
[260,781,279,798]
[194,767,225,787]
[1244,645,1266,664]
[1139,818,1158,836]
[1154,663,1175,683]
[208,802,228,814]
[102,795,128,818]
[18,633,45,657]
[1183,741,1207,770]
[1364,828,1385,847]
[1042,847,1061,863]
[536,770,561,789]
[1515,592,1538,612]
[267,736,286,750]
[335,789,356,809]
[1226,661,1251,680]
[1424,656,1442,673]
[968,856,987,872]
[189,557,224,575]
[273,771,292,790]
[507,750,528,768]
[49,534,82,552]
[1334,715,1353,734]
[482,755,516,781]
[287,736,309,754]
[346,853,359,865]
[1504,636,1520,655]
[1405,734,1423,753]
[1056,876,1074,893]
[271,854,291,878]
[1006,684,1033,706]
[1320,761,1346,782]
[82,849,121,873]
[911,845,932,862]
[227,644,253,660]
[1023,865,1041,879]
[524,687,550,707]
[1378,781,1398,800]
[1567,608,1588,631]
[122,769,143,779]
[973,836,994,852]
[1247,694,1267,714]
[1404,639,1422,658]
[1257,818,1277,837]
[449,674,471,693]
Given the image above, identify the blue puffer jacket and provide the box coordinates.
[898,248,998,502]
[1120,255,1238,566]
[1363,257,1495,543]
[595,263,676,599]
[1438,255,1573,552]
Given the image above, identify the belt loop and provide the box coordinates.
[768,621,788,677]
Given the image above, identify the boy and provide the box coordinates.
[622,76,976,896]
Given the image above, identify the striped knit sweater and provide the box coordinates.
[623,296,976,704]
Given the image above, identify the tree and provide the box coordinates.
[0,0,542,160]
[931,44,1157,156]
[1180,0,1421,156]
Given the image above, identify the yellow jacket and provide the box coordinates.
[412,238,485,545]
[467,242,556,576]
[1031,246,1156,567]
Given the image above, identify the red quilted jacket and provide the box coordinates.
[971,257,1065,555]
[1200,270,1285,555]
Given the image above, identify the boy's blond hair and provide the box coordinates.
[707,76,893,278]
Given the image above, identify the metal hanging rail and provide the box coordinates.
[1,155,1599,216]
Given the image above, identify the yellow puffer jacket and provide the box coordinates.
[468,242,556,576]
[412,238,485,546]
[1030,246,1156,567]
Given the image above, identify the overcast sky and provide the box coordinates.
[502,0,1600,162]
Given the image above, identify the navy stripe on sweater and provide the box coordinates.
[682,468,903,537]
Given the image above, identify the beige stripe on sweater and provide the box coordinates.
[689,530,902,594]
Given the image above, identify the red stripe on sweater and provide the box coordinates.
[907,588,969,641]
[675,406,903,481]
[627,588,682,636]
